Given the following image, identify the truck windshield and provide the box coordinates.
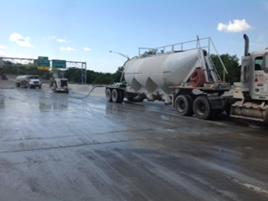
[29,76,39,79]
[255,57,264,71]
[61,80,68,87]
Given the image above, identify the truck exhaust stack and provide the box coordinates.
[243,34,249,56]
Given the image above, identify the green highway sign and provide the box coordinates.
[52,59,66,69]
[35,56,50,67]
[38,56,49,60]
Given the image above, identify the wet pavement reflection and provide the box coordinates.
[0,87,268,201]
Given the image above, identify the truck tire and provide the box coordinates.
[193,96,212,120]
[16,83,20,88]
[175,95,193,116]
[112,89,121,103]
[105,88,112,102]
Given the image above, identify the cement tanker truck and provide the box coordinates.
[106,35,268,123]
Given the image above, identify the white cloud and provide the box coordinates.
[217,19,251,33]
[56,38,67,43]
[0,45,6,50]
[60,46,76,52]
[49,36,69,43]
[0,45,7,56]
[9,33,33,48]
[0,50,7,56]
[83,47,92,52]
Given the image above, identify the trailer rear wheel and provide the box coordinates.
[105,88,112,102]
[175,95,193,116]
[193,96,212,120]
[112,89,122,103]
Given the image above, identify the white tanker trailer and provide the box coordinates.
[106,36,268,123]
[123,48,221,103]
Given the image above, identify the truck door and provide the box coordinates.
[252,56,268,99]
[240,56,252,90]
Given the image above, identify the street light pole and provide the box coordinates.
[109,50,130,82]
[109,50,130,60]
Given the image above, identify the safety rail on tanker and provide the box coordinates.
[138,37,215,56]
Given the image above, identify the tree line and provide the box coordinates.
[1,54,241,84]
[64,67,123,84]
[1,60,123,84]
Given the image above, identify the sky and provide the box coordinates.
[0,0,268,72]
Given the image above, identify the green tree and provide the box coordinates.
[211,54,240,83]
[64,68,82,83]
[112,66,124,82]
[3,61,125,85]
[2,61,51,79]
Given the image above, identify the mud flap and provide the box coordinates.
[263,109,268,124]
[207,96,225,110]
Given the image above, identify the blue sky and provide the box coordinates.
[0,0,268,72]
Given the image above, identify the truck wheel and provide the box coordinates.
[112,89,121,103]
[175,95,193,116]
[16,83,20,87]
[193,96,212,120]
[105,88,112,102]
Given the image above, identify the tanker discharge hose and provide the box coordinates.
[69,85,106,99]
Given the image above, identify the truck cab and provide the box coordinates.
[240,50,268,101]
[28,75,42,89]
[50,78,69,93]
[231,35,268,123]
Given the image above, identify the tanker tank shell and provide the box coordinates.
[124,49,205,96]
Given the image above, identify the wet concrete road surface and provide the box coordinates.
[1,86,268,201]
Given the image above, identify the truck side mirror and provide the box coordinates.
[265,54,268,72]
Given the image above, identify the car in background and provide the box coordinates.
[16,75,42,89]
